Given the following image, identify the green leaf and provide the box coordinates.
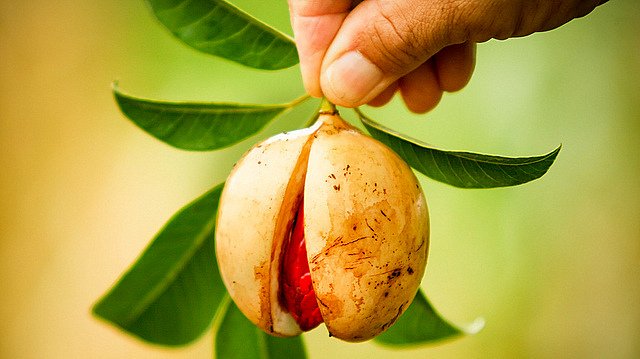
[215,298,307,359]
[146,0,298,70]
[374,290,482,346]
[93,184,226,346]
[357,110,561,188]
[114,86,307,151]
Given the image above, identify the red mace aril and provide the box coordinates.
[280,203,323,331]
[215,112,429,341]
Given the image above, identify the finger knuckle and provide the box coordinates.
[446,0,520,42]
[360,1,425,74]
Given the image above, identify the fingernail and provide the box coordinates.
[322,51,384,106]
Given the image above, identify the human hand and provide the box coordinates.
[288,0,606,113]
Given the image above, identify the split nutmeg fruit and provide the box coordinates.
[215,110,429,342]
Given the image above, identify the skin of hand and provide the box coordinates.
[287,0,607,113]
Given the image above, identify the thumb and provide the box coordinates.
[320,0,461,107]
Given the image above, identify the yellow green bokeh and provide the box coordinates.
[1,1,638,358]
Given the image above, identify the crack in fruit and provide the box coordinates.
[280,202,323,331]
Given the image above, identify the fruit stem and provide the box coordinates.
[319,98,338,115]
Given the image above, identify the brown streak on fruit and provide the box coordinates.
[253,261,272,329]
[317,297,329,308]
[320,236,344,253]
[380,303,404,331]
[365,219,375,232]
[310,252,325,263]
[317,293,344,321]
[370,268,401,278]
[319,235,370,257]
[338,236,368,247]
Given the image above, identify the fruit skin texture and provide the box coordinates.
[215,113,429,342]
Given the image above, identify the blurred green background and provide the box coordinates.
[1,1,638,358]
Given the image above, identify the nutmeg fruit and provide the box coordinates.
[215,112,429,341]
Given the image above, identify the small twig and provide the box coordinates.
[319,98,339,115]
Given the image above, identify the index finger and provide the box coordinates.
[288,0,353,97]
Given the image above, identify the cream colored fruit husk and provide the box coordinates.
[215,112,429,342]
